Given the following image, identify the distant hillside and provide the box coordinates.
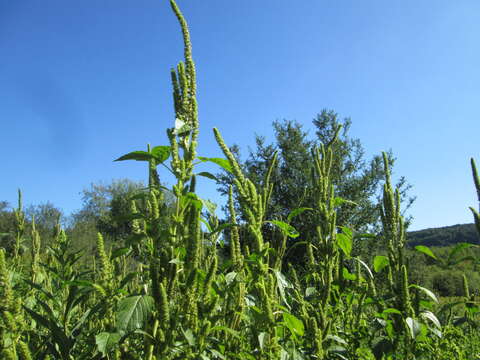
[407,223,479,247]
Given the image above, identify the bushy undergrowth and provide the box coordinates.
[1,2,480,359]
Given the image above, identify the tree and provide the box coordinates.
[217,110,415,261]
[70,179,146,243]
[26,202,63,244]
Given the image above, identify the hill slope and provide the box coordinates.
[407,223,479,247]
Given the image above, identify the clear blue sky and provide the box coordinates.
[1,0,479,231]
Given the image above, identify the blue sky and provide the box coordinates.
[1,0,479,231]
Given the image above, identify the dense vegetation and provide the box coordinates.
[1,2,480,359]
[407,223,479,247]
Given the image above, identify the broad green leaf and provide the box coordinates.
[151,146,171,164]
[181,192,203,210]
[409,284,438,303]
[287,207,313,222]
[333,197,357,208]
[225,272,237,285]
[405,317,423,339]
[414,245,437,260]
[274,269,292,309]
[209,349,226,360]
[337,233,352,257]
[196,171,218,181]
[420,311,441,329]
[209,223,238,236]
[111,247,130,260]
[115,151,152,162]
[282,312,304,336]
[342,267,356,281]
[197,157,233,173]
[447,242,477,265]
[201,198,217,215]
[326,334,348,345]
[267,220,299,238]
[383,308,402,315]
[95,332,121,356]
[373,255,389,273]
[116,295,154,333]
[182,328,196,346]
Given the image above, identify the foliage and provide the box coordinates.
[1,2,480,360]
[408,223,479,247]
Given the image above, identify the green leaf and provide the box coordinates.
[287,207,313,223]
[95,332,121,356]
[337,233,352,257]
[282,312,304,336]
[447,242,477,265]
[116,295,154,333]
[405,317,422,339]
[111,247,130,260]
[201,198,217,215]
[181,328,196,346]
[333,197,357,208]
[420,311,441,329]
[353,257,374,279]
[151,146,171,164]
[326,334,348,346]
[373,255,389,273]
[383,308,402,315]
[414,245,437,260]
[342,267,356,281]
[305,287,317,297]
[197,157,233,173]
[209,223,238,236]
[210,326,240,339]
[225,272,237,285]
[258,332,267,350]
[196,171,218,181]
[274,270,292,309]
[267,220,299,238]
[181,192,203,210]
[409,284,438,303]
[115,151,152,162]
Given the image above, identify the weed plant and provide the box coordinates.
[1,1,480,359]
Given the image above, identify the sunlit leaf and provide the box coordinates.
[274,269,292,309]
[406,317,423,339]
[373,255,389,273]
[96,332,121,356]
[420,311,441,329]
[197,157,233,173]
[258,332,267,350]
[342,267,356,281]
[409,284,438,303]
[333,197,357,208]
[151,146,171,164]
[337,233,352,257]
[287,207,313,222]
[116,295,154,333]
[352,257,374,279]
[267,220,299,238]
[282,312,304,336]
[115,151,152,162]
[414,245,437,260]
